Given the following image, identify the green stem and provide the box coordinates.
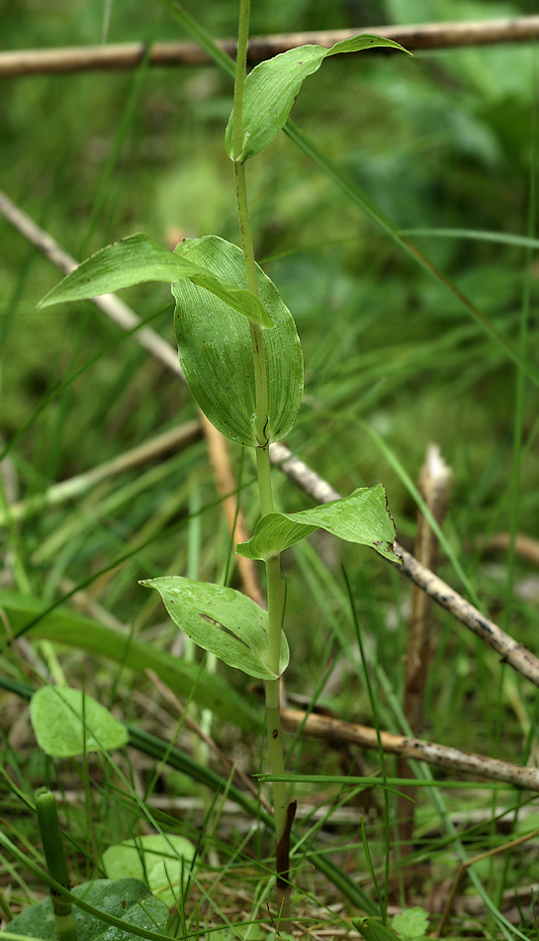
[35,787,78,941]
[232,0,289,913]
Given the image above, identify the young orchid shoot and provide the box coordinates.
[36,0,405,925]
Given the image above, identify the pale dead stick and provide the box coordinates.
[1,17,539,77]
[0,420,202,526]
[2,189,539,689]
[281,707,539,793]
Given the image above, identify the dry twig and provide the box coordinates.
[0,421,201,526]
[281,707,539,792]
[1,17,539,77]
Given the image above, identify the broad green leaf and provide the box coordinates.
[237,485,398,562]
[0,590,262,731]
[6,878,168,940]
[37,233,273,327]
[103,835,196,910]
[172,236,303,447]
[391,908,430,941]
[353,918,401,941]
[226,35,410,162]
[141,576,289,680]
[30,685,129,757]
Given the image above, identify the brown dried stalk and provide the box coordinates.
[199,412,263,605]
[398,445,452,855]
[482,532,539,567]
[1,17,539,77]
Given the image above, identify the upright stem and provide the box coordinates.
[35,787,78,941]
[232,0,290,914]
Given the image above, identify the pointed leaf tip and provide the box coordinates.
[37,232,274,327]
[237,485,400,562]
[226,34,410,163]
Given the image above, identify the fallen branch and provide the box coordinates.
[1,17,539,77]
[3,188,539,689]
[281,707,539,792]
[0,191,182,380]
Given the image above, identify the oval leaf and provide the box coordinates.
[226,35,410,162]
[141,576,289,680]
[237,485,399,562]
[0,589,262,732]
[7,878,168,940]
[103,835,196,910]
[172,236,303,447]
[30,686,129,757]
[37,233,272,327]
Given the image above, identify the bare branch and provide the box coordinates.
[282,707,539,792]
[1,17,539,77]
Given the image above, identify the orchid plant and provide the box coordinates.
[37,0,406,924]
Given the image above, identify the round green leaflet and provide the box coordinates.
[172,236,303,447]
[30,686,129,758]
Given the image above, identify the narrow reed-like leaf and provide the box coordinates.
[0,590,262,731]
[35,787,77,941]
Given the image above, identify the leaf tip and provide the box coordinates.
[36,293,53,311]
